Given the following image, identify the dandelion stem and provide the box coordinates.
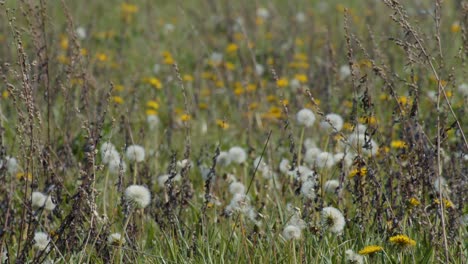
[297,127,305,166]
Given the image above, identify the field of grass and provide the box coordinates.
[0,0,467,263]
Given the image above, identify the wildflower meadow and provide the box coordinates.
[0,0,467,263]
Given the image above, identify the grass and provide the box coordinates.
[0,0,467,263]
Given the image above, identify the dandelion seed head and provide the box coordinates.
[108,233,125,246]
[126,145,145,162]
[339,65,351,79]
[108,158,127,175]
[279,158,291,174]
[316,152,335,168]
[304,147,321,165]
[282,225,301,240]
[228,146,247,164]
[324,180,339,194]
[300,180,316,199]
[33,232,50,251]
[147,115,160,130]
[229,182,246,195]
[124,185,151,209]
[297,108,316,127]
[216,151,231,166]
[345,249,363,264]
[321,207,345,234]
[320,113,344,132]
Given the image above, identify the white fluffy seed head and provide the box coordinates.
[300,180,316,199]
[321,207,345,234]
[279,158,291,174]
[229,182,246,195]
[157,174,181,186]
[333,153,353,168]
[339,65,351,79]
[126,145,145,162]
[228,146,247,164]
[255,64,265,76]
[5,156,18,175]
[108,158,127,175]
[324,180,340,194]
[31,192,47,208]
[345,249,364,264]
[458,83,468,96]
[124,185,151,209]
[31,192,55,211]
[282,225,302,240]
[296,109,316,127]
[304,147,321,165]
[216,151,231,167]
[33,232,50,251]
[147,115,160,130]
[108,233,125,246]
[316,152,335,168]
[320,113,344,132]
[256,7,270,19]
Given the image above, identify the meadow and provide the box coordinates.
[0,0,467,263]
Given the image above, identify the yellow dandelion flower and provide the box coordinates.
[225,62,235,71]
[398,96,408,106]
[349,167,367,178]
[434,198,454,208]
[146,109,157,116]
[358,116,377,125]
[451,22,460,33]
[379,93,389,101]
[215,80,224,88]
[343,122,354,131]
[121,3,138,14]
[216,119,229,129]
[146,100,160,110]
[114,84,125,92]
[266,95,277,102]
[234,87,244,96]
[391,140,408,149]
[163,56,175,65]
[180,113,191,122]
[389,235,416,247]
[60,36,69,50]
[80,48,88,56]
[2,91,9,99]
[112,96,124,104]
[145,77,162,89]
[408,197,420,207]
[248,102,259,110]
[198,103,208,110]
[226,43,238,53]
[16,172,33,181]
[96,52,108,62]
[294,74,308,83]
[183,74,194,82]
[358,245,383,255]
[293,53,308,61]
[276,78,289,88]
[246,83,257,92]
[57,55,70,64]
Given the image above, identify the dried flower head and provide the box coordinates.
[321,207,345,234]
[124,185,151,208]
[324,180,339,194]
[125,145,145,162]
[31,192,55,211]
[300,180,316,199]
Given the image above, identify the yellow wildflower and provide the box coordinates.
[146,100,160,110]
[409,197,420,207]
[451,22,460,33]
[226,43,238,53]
[276,78,289,88]
[349,167,367,178]
[112,96,124,104]
[146,109,157,116]
[358,245,383,255]
[216,119,229,129]
[183,74,194,82]
[294,74,308,83]
[16,172,32,181]
[389,235,416,247]
[2,91,9,99]
[198,103,208,110]
[246,83,257,92]
[391,140,408,149]
[60,36,69,50]
[180,113,191,122]
[96,53,108,62]
[145,77,162,89]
